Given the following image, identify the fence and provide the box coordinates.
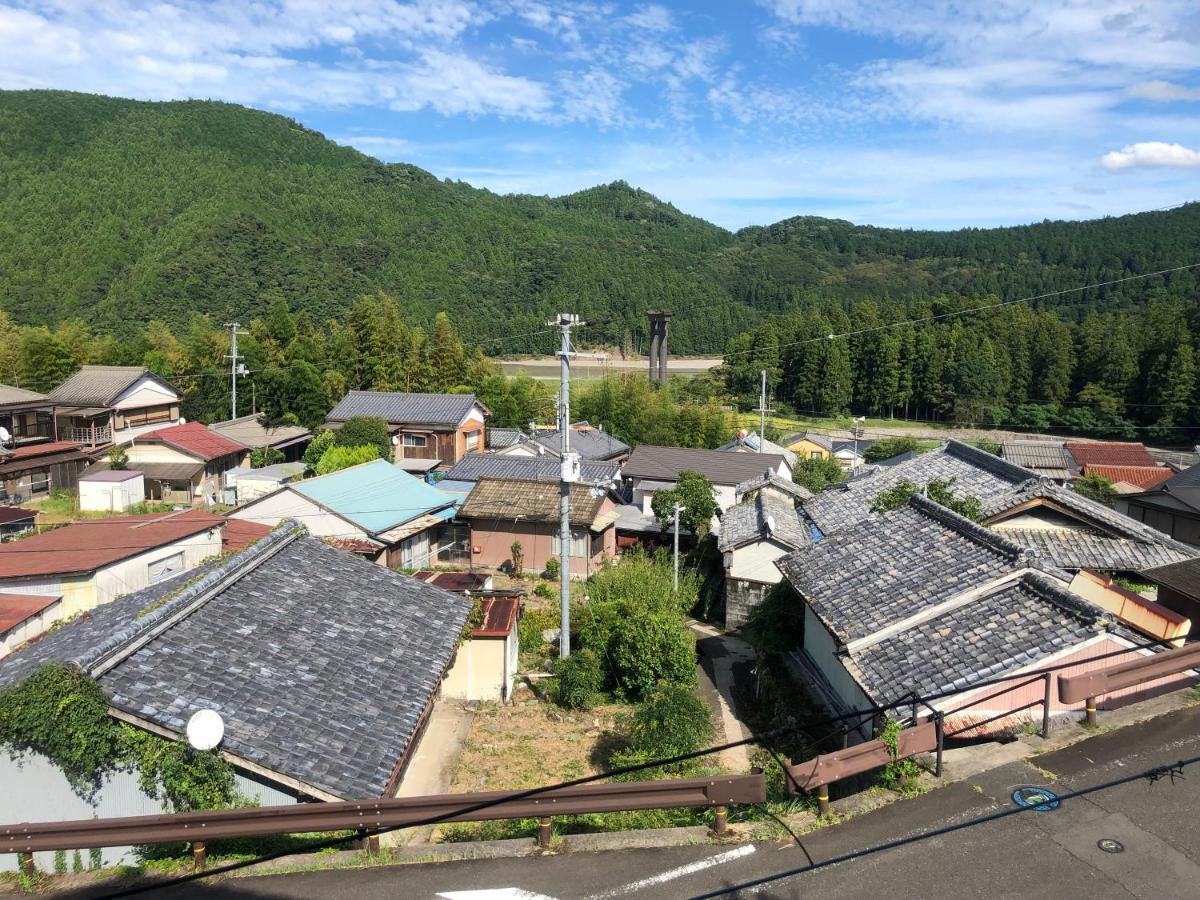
[4,774,765,874]
[784,641,1200,815]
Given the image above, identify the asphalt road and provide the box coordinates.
[95,706,1200,899]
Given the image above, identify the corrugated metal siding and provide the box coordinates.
[0,752,298,871]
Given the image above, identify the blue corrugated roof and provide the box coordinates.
[292,460,458,535]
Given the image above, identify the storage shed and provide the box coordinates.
[77,469,144,512]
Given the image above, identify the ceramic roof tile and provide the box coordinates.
[327,391,483,426]
[1065,441,1157,468]
[444,454,620,485]
[47,366,176,407]
[532,428,629,461]
[718,491,810,552]
[735,472,814,502]
[461,478,609,527]
[623,445,787,486]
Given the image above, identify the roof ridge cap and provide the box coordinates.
[944,439,1035,482]
[1018,571,1115,631]
[907,494,1030,561]
[87,523,304,677]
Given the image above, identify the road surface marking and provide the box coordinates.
[583,844,757,899]
[437,890,559,900]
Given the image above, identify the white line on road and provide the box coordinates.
[583,844,757,899]
[437,889,560,899]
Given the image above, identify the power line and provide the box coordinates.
[691,753,1200,899]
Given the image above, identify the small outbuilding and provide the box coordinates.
[77,469,145,513]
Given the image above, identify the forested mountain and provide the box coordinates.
[1,90,1198,358]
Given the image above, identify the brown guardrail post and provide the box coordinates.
[191,841,206,870]
[1085,696,1098,728]
[1041,673,1052,738]
[537,817,552,849]
[17,851,34,878]
[812,787,830,818]
[366,834,381,856]
[712,805,728,835]
[934,713,944,778]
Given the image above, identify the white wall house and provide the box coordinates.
[49,367,183,449]
[78,470,145,513]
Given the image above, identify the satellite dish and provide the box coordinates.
[186,709,225,751]
[0,426,10,445]
[179,416,187,425]
[391,435,400,446]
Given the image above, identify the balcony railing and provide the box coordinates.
[60,424,113,446]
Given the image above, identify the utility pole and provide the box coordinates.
[852,415,866,470]
[552,313,581,658]
[759,370,767,451]
[224,322,247,421]
[673,503,686,591]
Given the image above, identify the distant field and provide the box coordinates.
[499,355,722,381]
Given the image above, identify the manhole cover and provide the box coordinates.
[1097,839,1125,854]
[1011,786,1060,811]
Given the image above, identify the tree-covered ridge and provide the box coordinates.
[0,90,1198,357]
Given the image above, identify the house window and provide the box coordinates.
[148,552,185,584]
[466,430,482,452]
[551,530,588,557]
[123,405,174,428]
[403,433,428,448]
[810,450,822,459]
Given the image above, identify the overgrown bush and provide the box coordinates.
[107,445,128,471]
[793,456,845,493]
[533,583,552,598]
[519,608,557,657]
[250,446,285,468]
[863,436,920,463]
[585,547,698,616]
[332,415,392,462]
[587,603,696,701]
[611,683,713,777]
[303,429,335,469]
[314,443,379,475]
[553,649,603,709]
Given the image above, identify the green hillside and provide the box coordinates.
[0,90,1197,355]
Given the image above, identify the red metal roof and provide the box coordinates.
[221,519,271,551]
[413,571,491,592]
[138,422,246,462]
[473,597,519,637]
[1083,464,1174,491]
[4,441,83,461]
[0,593,60,633]
[0,508,37,526]
[0,510,225,579]
[1066,441,1156,468]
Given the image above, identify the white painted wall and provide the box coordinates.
[0,598,64,658]
[231,488,366,541]
[803,605,872,712]
[634,477,741,515]
[113,376,179,410]
[727,539,790,583]
[79,475,145,512]
[125,443,196,465]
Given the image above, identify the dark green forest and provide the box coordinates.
[2,90,1198,357]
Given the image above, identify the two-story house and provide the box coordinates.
[325,391,490,468]
[0,384,56,448]
[48,366,182,450]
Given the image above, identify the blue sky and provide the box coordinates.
[2,0,1199,229]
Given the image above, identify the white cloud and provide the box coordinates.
[1101,142,1200,169]
[626,5,674,33]
[558,68,627,126]
[390,50,551,117]
[1129,80,1200,102]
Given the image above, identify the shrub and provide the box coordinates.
[332,415,392,462]
[510,540,525,574]
[107,445,128,471]
[604,605,697,700]
[1073,471,1117,507]
[651,471,717,537]
[314,443,380,475]
[863,436,920,463]
[250,446,285,468]
[870,477,982,521]
[519,608,557,656]
[543,556,560,580]
[533,583,552,598]
[303,429,335,469]
[612,683,713,776]
[793,456,845,493]
[554,649,603,709]
[585,547,698,617]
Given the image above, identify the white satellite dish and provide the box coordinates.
[186,709,225,751]
[0,426,10,446]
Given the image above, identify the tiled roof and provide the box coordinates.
[1083,464,1173,491]
[717,432,798,467]
[0,510,226,579]
[138,421,247,462]
[532,427,630,461]
[718,491,809,552]
[1125,462,1200,514]
[735,472,814,502]
[846,573,1114,703]
[0,593,60,634]
[1065,441,1156,468]
[208,415,311,450]
[999,527,1194,571]
[461,478,612,528]
[832,439,873,456]
[782,431,834,451]
[1001,440,1073,476]
[778,495,1036,644]
[287,459,458,535]
[802,440,1033,535]
[487,428,527,449]
[0,384,48,407]
[0,525,471,800]
[327,391,484,427]
[623,445,787,486]
[48,366,176,407]
[1141,557,1200,600]
[444,454,620,486]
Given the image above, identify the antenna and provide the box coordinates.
[186,709,225,751]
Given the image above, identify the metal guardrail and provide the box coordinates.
[1,774,765,857]
[1058,641,1200,724]
[785,722,938,794]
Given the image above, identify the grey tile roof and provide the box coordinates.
[445,454,620,486]
[47,366,176,407]
[461,478,611,527]
[803,440,1034,534]
[623,445,787,486]
[778,494,1036,644]
[847,572,1116,703]
[735,472,814,503]
[209,415,311,449]
[0,384,48,407]
[1000,440,1073,476]
[716,432,798,468]
[487,428,527,449]
[327,391,484,427]
[1140,557,1200,599]
[719,491,810,553]
[0,525,470,800]
[997,528,1194,571]
[532,428,630,461]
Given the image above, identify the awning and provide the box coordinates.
[91,460,203,481]
[375,507,457,544]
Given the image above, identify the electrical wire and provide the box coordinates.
[690,753,1200,899]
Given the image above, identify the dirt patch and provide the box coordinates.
[447,694,629,795]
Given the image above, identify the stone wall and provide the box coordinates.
[725,577,769,630]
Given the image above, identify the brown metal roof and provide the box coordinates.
[461,478,611,528]
[623,445,787,486]
[473,597,519,637]
[91,460,204,481]
[0,593,60,633]
[414,571,492,592]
